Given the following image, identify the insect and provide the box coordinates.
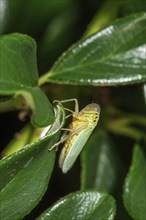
[51,99,100,173]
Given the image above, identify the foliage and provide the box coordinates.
[0,0,146,219]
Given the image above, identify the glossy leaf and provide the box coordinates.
[44,13,146,86]
[0,33,54,126]
[37,191,116,220]
[81,130,121,192]
[123,144,146,220]
[0,104,65,220]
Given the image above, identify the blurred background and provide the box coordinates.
[0,0,145,219]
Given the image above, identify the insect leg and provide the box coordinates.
[49,130,69,151]
[65,113,73,119]
[49,125,87,151]
[61,128,71,131]
[63,107,74,113]
[53,99,79,114]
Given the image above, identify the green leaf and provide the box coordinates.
[0,33,54,126]
[43,12,146,86]
[81,130,121,192]
[37,191,116,220]
[123,144,146,220]
[0,104,65,220]
[1,124,33,157]
[120,0,146,15]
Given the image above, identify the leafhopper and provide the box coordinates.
[51,99,100,173]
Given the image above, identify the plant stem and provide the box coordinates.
[39,73,50,86]
[106,122,146,141]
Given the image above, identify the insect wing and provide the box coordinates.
[61,126,94,173]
